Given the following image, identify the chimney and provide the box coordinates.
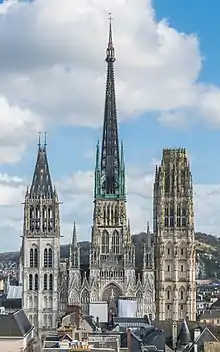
[194,328,201,352]
[172,320,178,350]
[194,328,201,341]
[127,328,132,352]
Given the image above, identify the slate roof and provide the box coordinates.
[30,143,53,198]
[200,310,220,319]
[211,299,220,310]
[177,319,191,346]
[0,309,33,337]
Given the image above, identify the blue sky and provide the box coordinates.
[0,0,220,251]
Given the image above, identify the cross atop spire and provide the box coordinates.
[106,13,115,62]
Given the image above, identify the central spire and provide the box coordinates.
[95,16,125,199]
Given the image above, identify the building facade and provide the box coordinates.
[21,139,60,332]
[154,148,196,321]
[67,20,155,318]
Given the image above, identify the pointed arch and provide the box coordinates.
[101,230,109,254]
[43,296,47,309]
[80,289,90,315]
[43,314,47,328]
[49,273,53,291]
[102,282,122,302]
[179,241,187,257]
[179,286,185,300]
[29,296,33,309]
[48,315,52,328]
[112,230,120,254]
[44,274,47,290]
[29,314,33,325]
[44,245,53,267]
[34,315,38,327]
[166,286,172,301]
[165,241,173,257]
[29,274,33,290]
[30,248,34,267]
[34,274,38,291]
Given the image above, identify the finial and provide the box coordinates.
[38,132,41,149]
[72,221,77,245]
[106,12,115,62]
[147,221,150,234]
[44,132,47,148]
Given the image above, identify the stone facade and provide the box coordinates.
[21,141,60,333]
[154,148,196,321]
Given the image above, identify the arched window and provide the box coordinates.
[44,274,47,290]
[34,274,38,291]
[48,297,53,309]
[34,248,38,267]
[29,296,33,309]
[29,274,33,290]
[81,289,90,315]
[48,248,53,267]
[179,287,185,301]
[43,296,47,309]
[101,231,109,254]
[29,314,33,325]
[48,315,52,328]
[166,287,172,301]
[43,315,47,328]
[49,274,53,291]
[44,248,48,267]
[34,315,38,327]
[34,296,37,309]
[112,231,120,254]
[30,249,33,267]
[44,247,53,267]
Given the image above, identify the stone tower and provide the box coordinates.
[67,19,155,319]
[154,148,196,321]
[21,136,60,333]
[89,17,136,316]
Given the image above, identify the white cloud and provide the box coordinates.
[0,0,219,131]
[0,96,42,163]
[1,166,220,251]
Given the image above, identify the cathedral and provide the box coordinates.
[19,20,196,334]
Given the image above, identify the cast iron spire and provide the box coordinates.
[100,16,120,196]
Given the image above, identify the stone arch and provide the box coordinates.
[101,230,109,254]
[102,282,123,302]
[29,245,39,268]
[165,241,173,257]
[179,286,185,300]
[80,288,90,315]
[112,230,120,254]
[90,288,99,302]
[166,286,172,301]
[179,241,187,257]
[44,245,53,268]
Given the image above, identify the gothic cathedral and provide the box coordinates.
[20,21,197,332]
[67,20,155,318]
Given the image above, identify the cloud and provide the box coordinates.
[0,0,219,130]
[1,164,220,251]
[0,96,42,164]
